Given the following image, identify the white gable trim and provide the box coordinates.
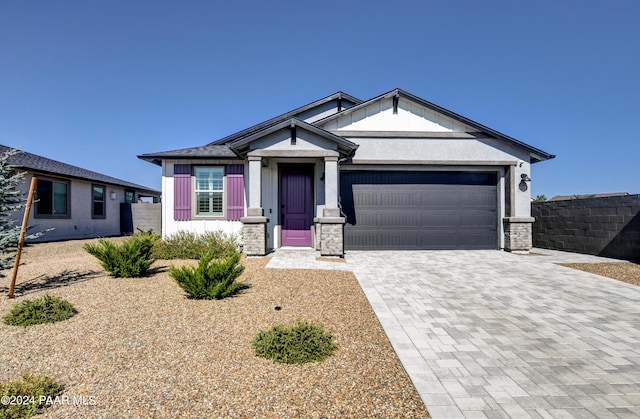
[319,97,474,133]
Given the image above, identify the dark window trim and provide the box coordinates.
[125,190,135,204]
[92,184,106,219]
[34,177,71,219]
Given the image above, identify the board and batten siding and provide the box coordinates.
[226,164,245,221]
[162,160,245,240]
[173,164,192,221]
[322,98,471,132]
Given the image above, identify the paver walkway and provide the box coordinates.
[267,248,640,418]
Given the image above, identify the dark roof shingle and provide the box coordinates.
[137,145,240,165]
[1,145,160,195]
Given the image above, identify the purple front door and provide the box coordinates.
[281,169,313,247]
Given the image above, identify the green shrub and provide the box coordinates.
[169,252,245,299]
[84,235,157,277]
[2,295,77,327]
[252,319,338,364]
[152,231,239,260]
[0,373,63,419]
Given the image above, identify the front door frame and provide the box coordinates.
[279,163,315,247]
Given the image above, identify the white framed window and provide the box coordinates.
[194,167,224,217]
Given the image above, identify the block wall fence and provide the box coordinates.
[531,194,640,260]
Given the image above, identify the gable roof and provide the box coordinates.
[314,88,555,163]
[228,118,359,157]
[208,91,362,146]
[1,145,160,196]
[138,87,554,166]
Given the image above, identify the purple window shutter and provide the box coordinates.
[226,164,245,221]
[174,164,191,221]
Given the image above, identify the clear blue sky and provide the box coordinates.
[1,0,638,198]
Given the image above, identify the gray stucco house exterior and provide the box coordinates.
[3,145,161,241]
[139,88,554,256]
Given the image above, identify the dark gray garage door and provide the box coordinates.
[340,171,498,250]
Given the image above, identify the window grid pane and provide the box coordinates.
[37,181,53,215]
[195,168,223,192]
[92,185,105,217]
[197,192,223,215]
[93,186,104,201]
[195,167,224,216]
[53,182,68,215]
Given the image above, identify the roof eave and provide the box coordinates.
[531,152,556,164]
[13,164,160,195]
[314,88,556,163]
[207,91,363,146]
[229,118,359,158]
[137,155,163,166]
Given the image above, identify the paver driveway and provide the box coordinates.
[346,250,640,419]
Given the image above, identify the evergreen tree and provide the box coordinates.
[0,147,26,277]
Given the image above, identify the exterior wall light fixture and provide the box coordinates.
[519,174,531,191]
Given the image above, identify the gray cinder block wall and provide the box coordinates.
[131,203,161,234]
[532,194,640,260]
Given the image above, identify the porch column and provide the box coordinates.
[241,156,268,256]
[324,156,338,209]
[248,156,262,210]
[503,217,535,252]
[316,156,345,257]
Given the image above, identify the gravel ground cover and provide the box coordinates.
[560,261,640,286]
[0,239,429,418]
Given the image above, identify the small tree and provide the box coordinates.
[533,194,547,202]
[0,148,27,277]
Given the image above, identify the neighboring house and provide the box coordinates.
[2,145,161,242]
[138,88,555,256]
[550,192,629,201]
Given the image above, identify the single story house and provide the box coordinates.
[138,88,554,256]
[2,145,161,241]
[549,192,629,201]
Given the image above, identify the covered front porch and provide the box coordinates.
[230,118,358,257]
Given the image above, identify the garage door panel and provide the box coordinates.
[421,211,462,228]
[381,212,421,226]
[380,191,420,207]
[347,231,382,249]
[458,213,496,227]
[463,195,497,209]
[421,231,458,248]
[341,171,498,250]
[354,192,380,207]
[462,231,498,248]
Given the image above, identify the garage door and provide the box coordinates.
[340,171,498,250]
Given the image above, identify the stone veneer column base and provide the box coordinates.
[316,208,345,257]
[503,217,534,252]
[241,208,268,256]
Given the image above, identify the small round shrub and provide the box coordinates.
[84,234,157,278]
[252,319,338,364]
[0,373,63,419]
[2,295,77,327]
[169,252,245,299]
